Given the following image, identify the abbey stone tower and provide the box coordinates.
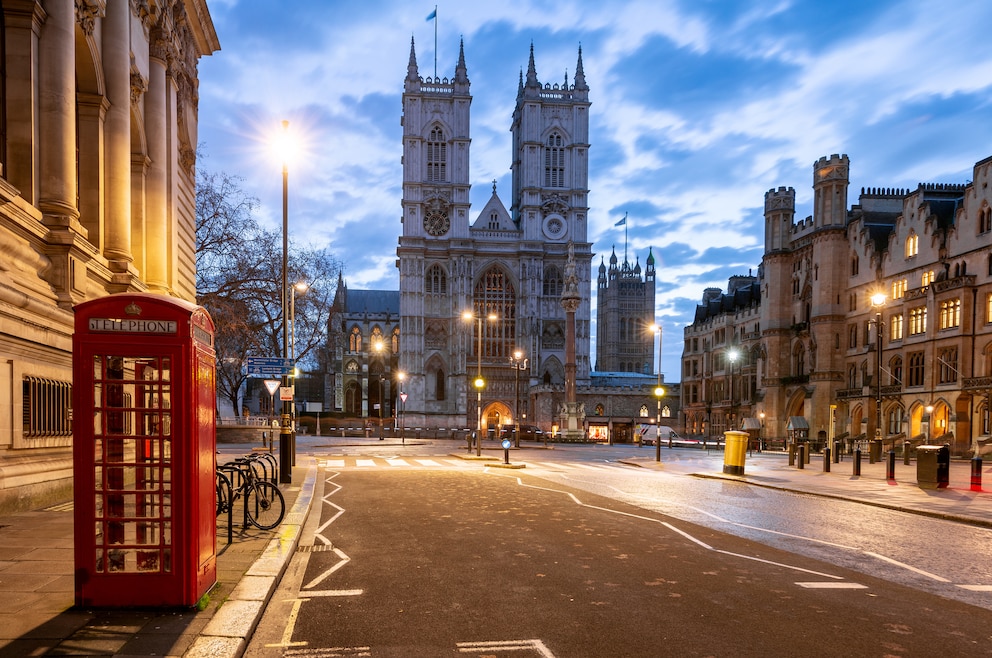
[396,39,593,430]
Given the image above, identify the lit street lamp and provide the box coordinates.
[871,292,886,442]
[727,348,740,433]
[275,119,294,484]
[649,322,664,461]
[463,310,498,456]
[373,339,386,440]
[510,349,528,448]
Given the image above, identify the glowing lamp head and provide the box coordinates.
[654,386,665,398]
[474,377,485,390]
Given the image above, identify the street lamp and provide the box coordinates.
[871,292,886,442]
[727,348,740,433]
[463,310,498,456]
[510,349,528,448]
[372,339,386,440]
[275,119,294,484]
[397,371,406,443]
[925,403,934,442]
[648,322,664,460]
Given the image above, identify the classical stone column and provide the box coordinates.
[144,31,170,292]
[103,0,133,271]
[38,0,78,227]
[559,241,586,439]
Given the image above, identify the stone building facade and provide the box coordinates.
[396,39,593,432]
[682,153,992,456]
[0,0,219,513]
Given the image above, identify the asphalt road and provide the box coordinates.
[247,465,992,657]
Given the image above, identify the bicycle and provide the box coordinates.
[216,455,286,530]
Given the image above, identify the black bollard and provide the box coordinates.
[788,443,796,466]
[886,450,896,480]
[853,448,862,476]
[972,455,983,491]
[904,441,911,466]
[797,443,805,470]
[833,441,840,464]
[823,447,831,473]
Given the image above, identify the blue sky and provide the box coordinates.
[196,0,992,379]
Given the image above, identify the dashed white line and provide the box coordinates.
[457,639,556,656]
[797,582,868,589]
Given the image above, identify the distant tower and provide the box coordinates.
[595,246,656,373]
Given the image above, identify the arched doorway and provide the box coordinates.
[344,382,363,416]
[483,401,512,437]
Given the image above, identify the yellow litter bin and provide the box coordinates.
[723,430,749,475]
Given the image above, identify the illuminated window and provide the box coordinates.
[922,270,935,287]
[349,326,362,352]
[905,231,919,258]
[939,299,961,329]
[987,292,992,323]
[909,307,927,335]
[891,279,907,299]
[890,314,904,341]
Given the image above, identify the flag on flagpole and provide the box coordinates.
[426,7,436,21]
[615,216,626,227]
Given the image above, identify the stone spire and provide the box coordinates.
[454,37,468,85]
[573,45,589,97]
[524,42,540,96]
[405,37,420,92]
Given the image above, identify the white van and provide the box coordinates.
[637,424,681,445]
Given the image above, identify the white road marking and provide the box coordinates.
[265,598,308,648]
[494,473,847,581]
[386,459,409,466]
[284,647,371,657]
[356,459,376,467]
[457,639,556,656]
[321,459,345,468]
[415,458,442,466]
[303,545,352,590]
[863,551,951,582]
[957,585,992,591]
[299,589,364,597]
[797,582,868,589]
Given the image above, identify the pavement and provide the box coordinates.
[1,439,991,656]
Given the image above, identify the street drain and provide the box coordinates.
[297,544,334,553]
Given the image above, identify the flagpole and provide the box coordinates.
[433,5,438,78]
[624,212,628,265]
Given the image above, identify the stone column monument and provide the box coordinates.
[559,242,586,440]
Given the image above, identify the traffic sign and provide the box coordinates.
[246,356,295,376]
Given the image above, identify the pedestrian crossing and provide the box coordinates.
[315,456,636,472]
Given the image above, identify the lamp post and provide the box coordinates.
[871,293,886,442]
[372,339,385,440]
[511,349,528,448]
[277,119,292,484]
[648,322,664,459]
[463,310,498,456]
[925,403,934,442]
[727,348,740,433]
[397,371,406,443]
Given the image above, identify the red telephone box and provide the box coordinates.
[72,293,217,607]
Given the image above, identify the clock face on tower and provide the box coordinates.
[424,209,450,236]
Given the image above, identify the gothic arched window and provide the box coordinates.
[472,267,516,362]
[427,125,446,182]
[544,133,565,188]
[349,326,362,352]
[543,267,563,297]
[426,263,447,295]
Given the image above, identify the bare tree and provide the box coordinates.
[195,160,339,416]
